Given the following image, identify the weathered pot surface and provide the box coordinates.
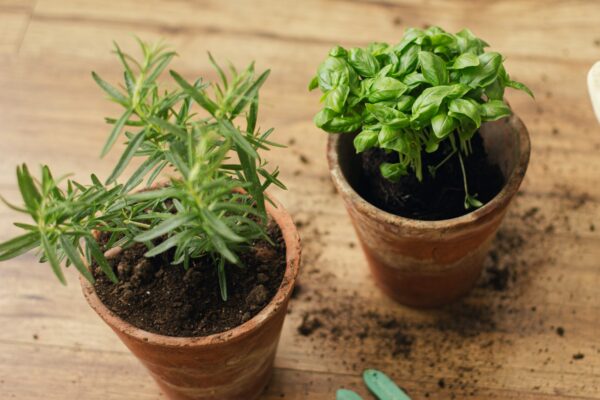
[81,194,301,400]
[327,115,530,308]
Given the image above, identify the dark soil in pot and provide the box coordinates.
[92,221,286,337]
[359,133,504,220]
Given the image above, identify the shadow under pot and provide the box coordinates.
[327,115,531,308]
[81,194,301,400]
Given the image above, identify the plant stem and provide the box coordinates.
[457,150,470,202]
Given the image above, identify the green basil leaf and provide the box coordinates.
[367,77,408,102]
[460,52,502,88]
[402,72,428,90]
[324,86,350,113]
[485,79,505,100]
[506,79,535,98]
[456,28,489,54]
[353,130,379,153]
[450,53,480,69]
[348,48,380,77]
[380,162,407,182]
[418,51,449,86]
[308,76,319,91]
[329,45,348,58]
[317,57,351,91]
[431,111,457,139]
[394,27,426,53]
[425,26,455,48]
[367,42,390,56]
[314,108,337,129]
[448,98,482,128]
[411,84,469,124]
[392,44,419,77]
[396,95,415,112]
[366,104,409,128]
[480,100,512,121]
[378,125,400,148]
[316,110,363,133]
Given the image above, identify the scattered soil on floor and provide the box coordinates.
[358,133,504,220]
[93,222,286,337]
[289,200,562,399]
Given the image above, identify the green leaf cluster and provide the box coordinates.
[337,369,412,399]
[310,26,533,208]
[0,39,284,300]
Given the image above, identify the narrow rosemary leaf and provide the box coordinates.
[41,234,66,285]
[201,209,244,242]
[112,41,134,78]
[231,70,270,118]
[135,214,194,242]
[219,120,258,159]
[13,222,38,230]
[122,153,161,193]
[208,52,228,89]
[125,187,177,202]
[143,231,187,258]
[0,232,40,261]
[146,52,176,85]
[59,236,94,283]
[101,109,133,158]
[209,234,238,264]
[104,116,145,127]
[85,236,118,283]
[91,72,129,107]
[169,70,218,116]
[0,194,28,213]
[106,129,146,184]
[217,258,228,301]
[16,164,41,215]
[148,116,188,139]
[246,93,258,133]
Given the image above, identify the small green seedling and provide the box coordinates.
[336,369,411,400]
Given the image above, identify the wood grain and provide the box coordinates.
[1,0,600,399]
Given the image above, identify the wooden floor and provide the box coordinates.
[1,0,600,399]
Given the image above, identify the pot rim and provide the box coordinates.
[80,191,301,349]
[327,114,531,232]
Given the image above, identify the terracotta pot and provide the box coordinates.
[81,194,301,400]
[327,115,530,308]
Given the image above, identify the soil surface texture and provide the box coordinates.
[93,222,286,337]
[359,133,504,220]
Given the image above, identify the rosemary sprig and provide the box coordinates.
[0,39,285,300]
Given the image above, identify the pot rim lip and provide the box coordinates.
[327,114,531,231]
[80,191,301,348]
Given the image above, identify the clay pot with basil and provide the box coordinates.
[328,116,529,307]
[310,27,533,307]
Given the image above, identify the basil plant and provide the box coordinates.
[309,26,533,208]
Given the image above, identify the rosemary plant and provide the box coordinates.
[0,40,284,300]
[310,26,533,208]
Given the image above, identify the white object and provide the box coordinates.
[588,61,600,124]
